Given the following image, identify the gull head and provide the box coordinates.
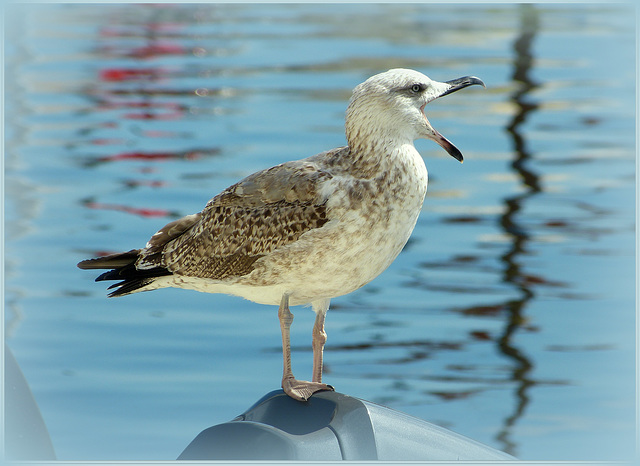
[345,68,485,162]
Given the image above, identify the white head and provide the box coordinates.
[345,68,484,162]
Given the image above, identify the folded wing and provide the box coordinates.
[77,160,333,296]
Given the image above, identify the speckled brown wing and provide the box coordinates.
[138,160,334,281]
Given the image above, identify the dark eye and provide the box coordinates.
[411,84,424,93]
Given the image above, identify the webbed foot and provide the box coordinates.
[282,376,334,401]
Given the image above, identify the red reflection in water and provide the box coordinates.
[100,151,182,162]
[91,138,127,146]
[138,129,183,138]
[89,97,187,120]
[100,68,166,82]
[84,201,173,218]
[131,42,186,58]
[94,15,192,122]
[123,103,184,120]
[96,149,213,163]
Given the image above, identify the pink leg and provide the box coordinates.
[279,294,333,401]
[311,299,330,383]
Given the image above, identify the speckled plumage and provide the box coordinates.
[78,69,484,400]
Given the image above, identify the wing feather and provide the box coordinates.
[139,160,333,280]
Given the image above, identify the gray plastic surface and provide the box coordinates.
[178,389,515,461]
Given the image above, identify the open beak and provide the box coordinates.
[425,76,485,163]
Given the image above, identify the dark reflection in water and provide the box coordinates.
[494,4,540,456]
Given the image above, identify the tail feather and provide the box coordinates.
[77,249,172,297]
[77,249,141,270]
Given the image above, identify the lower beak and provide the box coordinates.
[432,130,464,162]
[423,114,464,162]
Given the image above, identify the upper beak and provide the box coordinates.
[440,76,486,98]
[427,76,485,163]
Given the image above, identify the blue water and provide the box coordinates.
[4,3,636,461]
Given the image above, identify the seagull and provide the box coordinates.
[78,69,484,401]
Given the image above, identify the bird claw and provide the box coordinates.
[282,377,334,401]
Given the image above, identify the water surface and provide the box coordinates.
[4,3,636,461]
